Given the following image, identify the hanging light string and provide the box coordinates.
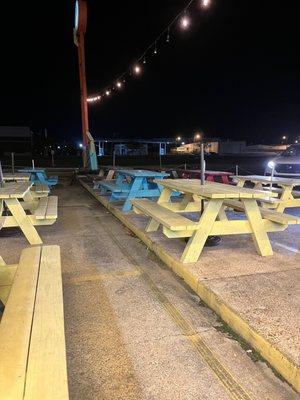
[87,0,212,103]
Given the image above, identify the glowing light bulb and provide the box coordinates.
[116,81,122,88]
[106,90,110,96]
[181,16,190,29]
[134,64,141,74]
[201,0,211,8]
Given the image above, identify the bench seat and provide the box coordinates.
[132,199,199,231]
[34,196,58,220]
[0,246,69,400]
[224,199,300,225]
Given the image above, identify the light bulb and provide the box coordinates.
[134,64,141,74]
[116,81,122,88]
[181,16,190,29]
[201,0,211,8]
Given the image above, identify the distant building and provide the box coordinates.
[173,139,246,155]
[0,126,33,155]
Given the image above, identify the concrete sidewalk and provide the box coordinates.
[0,180,299,399]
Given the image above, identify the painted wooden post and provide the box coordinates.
[32,159,35,170]
[235,165,239,176]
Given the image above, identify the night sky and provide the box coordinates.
[1,1,300,144]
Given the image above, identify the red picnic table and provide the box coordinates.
[178,169,233,184]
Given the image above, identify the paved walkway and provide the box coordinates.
[0,180,298,399]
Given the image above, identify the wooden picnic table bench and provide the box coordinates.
[0,182,58,245]
[0,245,69,400]
[233,175,300,212]
[132,179,299,263]
[178,169,233,184]
[96,169,169,212]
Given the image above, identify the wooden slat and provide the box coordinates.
[132,199,198,230]
[0,247,42,400]
[45,196,58,219]
[24,245,69,400]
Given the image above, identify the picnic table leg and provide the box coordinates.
[242,199,273,256]
[146,188,173,232]
[4,199,43,245]
[122,177,144,212]
[181,199,223,263]
[276,185,293,213]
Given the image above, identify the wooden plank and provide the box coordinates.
[45,196,58,220]
[132,199,199,231]
[181,199,223,263]
[24,245,69,400]
[242,199,273,256]
[0,247,42,400]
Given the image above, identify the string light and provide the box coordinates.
[87,0,212,104]
[133,64,141,75]
[180,14,190,29]
[201,0,211,8]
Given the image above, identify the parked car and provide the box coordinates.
[265,144,300,178]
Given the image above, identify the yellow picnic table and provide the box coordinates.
[233,175,300,212]
[2,173,31,182]
[131,179,300,263]
[0,182,57,245]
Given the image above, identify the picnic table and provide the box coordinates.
[18,168,58,187]
[233,175,300,212]
[131,179,300,263]
[0,182,58,245]
[179,169,233,184]
[97,169,169,212]
[2,173,30,182]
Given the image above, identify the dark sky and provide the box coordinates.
[1,1,300,144]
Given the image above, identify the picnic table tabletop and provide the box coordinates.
[233,175,300,212]
[116,169,169,178]
[0,182,33,199]
[18,168,46,173]
[155,179,277,199]
[2,173,31,182]
[233,175,300,187]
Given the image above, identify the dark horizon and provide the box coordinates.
[1,1,300,144]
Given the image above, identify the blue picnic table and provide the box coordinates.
[18,168,58,187]
[97,169,169,212]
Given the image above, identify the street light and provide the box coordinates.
[176,136,181,141]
